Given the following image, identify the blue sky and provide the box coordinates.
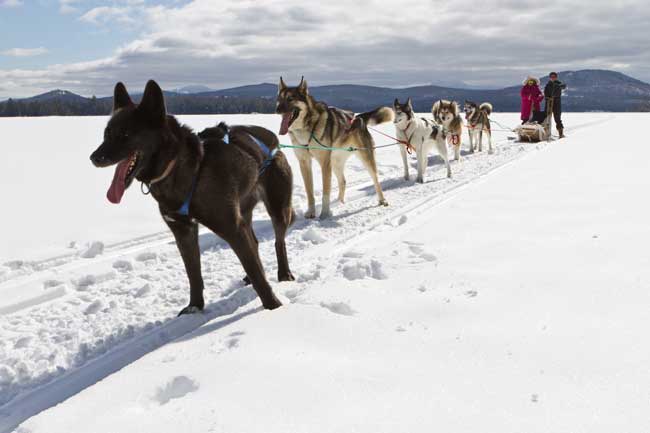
[1,0,648,98]
[1,2,132,69]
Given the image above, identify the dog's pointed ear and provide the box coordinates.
[298,76,308,94]
[113,82,133,112]
[406,97,413,108]
[138,80,166,124]
[279,76,287,92]
[393,98,399,108]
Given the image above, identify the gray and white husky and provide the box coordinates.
[463,100,494,154]
[276,77,394,219]
[393,98,451,182]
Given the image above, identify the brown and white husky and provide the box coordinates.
[432,100,463,161]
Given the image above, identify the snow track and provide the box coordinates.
[0,114,608,432]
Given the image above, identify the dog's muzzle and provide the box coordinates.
[90,148,113,168]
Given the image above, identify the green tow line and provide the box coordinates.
[279,132,358,152]
[279,143,359,152]
[279,132,404,152]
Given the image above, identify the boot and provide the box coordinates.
[558,128,565,139]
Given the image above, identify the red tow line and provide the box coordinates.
[367,125,415,154]
[348,116,415,154]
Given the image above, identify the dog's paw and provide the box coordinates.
[177,305,204,316]
[488,148,495,155]
[242,275,251,286]
[337,196,345,204]
[416,176,424,184]
[379,199,389,207]
[304,209,316,219]
[278,271,296,282]
[319,210,332,220]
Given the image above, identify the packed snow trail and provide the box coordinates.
[0,113,613,431]
[10,113,650,433]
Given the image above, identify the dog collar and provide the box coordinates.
[148,159,177,186]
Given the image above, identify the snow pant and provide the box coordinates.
[531,110,546,123]
[545,97,564,130]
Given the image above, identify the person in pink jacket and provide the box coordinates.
[520,76,544,124]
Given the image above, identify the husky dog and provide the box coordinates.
[393,98,451,182]
[276,77,394,219]
[432,100,463,161]
[90,81,295,315]
[463,101,494,154]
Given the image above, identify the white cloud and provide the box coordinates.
[1,47,49,57]
[79,6,137,25]
[0,0,23,7]
[2,0,650,97]
[59,0,80,14]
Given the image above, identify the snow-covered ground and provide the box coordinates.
[2,113,649,432]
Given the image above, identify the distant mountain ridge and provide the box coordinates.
[1,69,649,116]
[195,70,650,112]
[23,89,88,103]
[172,85,214,94]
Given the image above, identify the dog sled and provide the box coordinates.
[515,122,549,142]
[515,98,555,142]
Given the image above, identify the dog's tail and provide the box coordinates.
[431,100,440,121]
[479,102,493,115]
[198,121,229,141]
[356,106,394,126]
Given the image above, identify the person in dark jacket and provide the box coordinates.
[544,71,567,138]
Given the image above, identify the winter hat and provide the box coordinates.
[523,76,540,86]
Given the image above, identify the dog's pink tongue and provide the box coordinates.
[279,113,292,135]
[107,158,131,204]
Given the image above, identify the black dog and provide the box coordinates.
[90,80,295,315]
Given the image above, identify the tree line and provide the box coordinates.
[0,95,277,117]
[1,91,649,116]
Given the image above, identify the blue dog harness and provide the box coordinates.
[246,132,278,176]
[176,132,277,217]
[177,176,198,216]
